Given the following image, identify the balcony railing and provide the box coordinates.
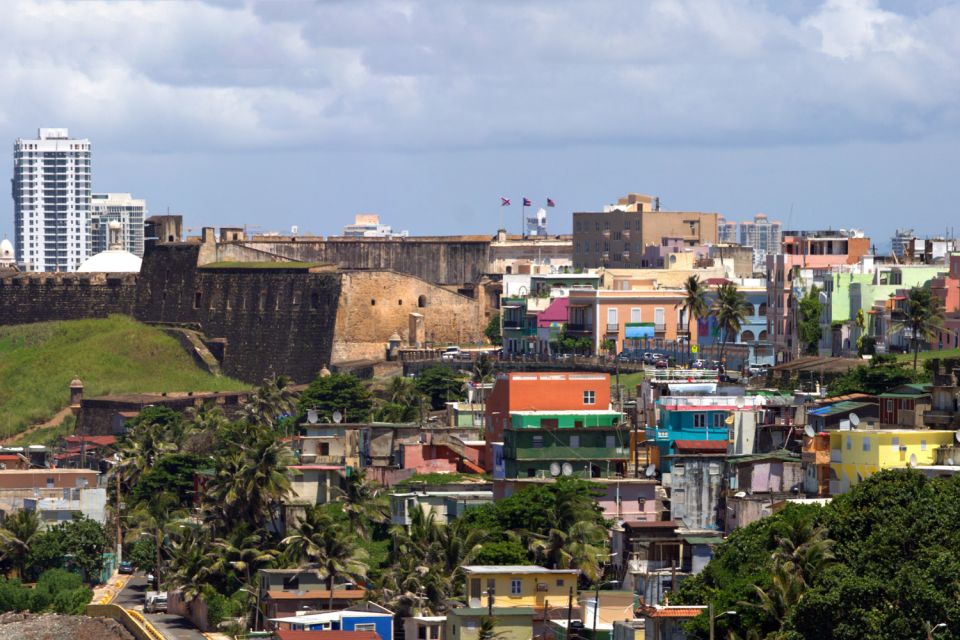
[515,446,630,460]
[606,323,620,333]
[654,323,666,333]
[566,323,592,332]
[503,321,523,330]
[676,322,689,333]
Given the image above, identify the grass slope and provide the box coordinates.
[0,316,249,438]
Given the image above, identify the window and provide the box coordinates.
[693,413,706,428]
[862,438,870,452]
[418,295,428,308]
[569,435,580,448]
[712,413,725,427]
[631,308,641,323]
[540,418,559,429]
[532,435,544,448]
[583,390,596,405]
[885,399,894,413]
[607,308,618,326]
[419,626,428,640]
[606,435,616,448]
[921,440,927,451]
[511,579,522,595]
[354,624,377,632]
[846,436,852,450]
[430,626,440,639]
[282,576,299,590]
[556,579,565,587]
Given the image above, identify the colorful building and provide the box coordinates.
[828,429,956,494]
[269,609,393,640]
[484,372,612,470]
[566,287,689,355]
[502,410,629,480]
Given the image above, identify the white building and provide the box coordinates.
[13,128,92,272]
[342,213,408,238]
[77,221,142,273]
[91,192,146,257]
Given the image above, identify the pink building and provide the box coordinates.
[767,230,871,361]
[930,254,960,349]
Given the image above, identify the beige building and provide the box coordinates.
[573,193,719,269]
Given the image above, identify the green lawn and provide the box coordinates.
[613,371,645,394]
[895,348,960,365]
[0,316,249,438]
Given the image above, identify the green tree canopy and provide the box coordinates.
[131,453,206,508]
[414,367,466,411]
[485,313,503,346]
[27,516,109,583]
[798,286,824,356]
[298,372,374,424]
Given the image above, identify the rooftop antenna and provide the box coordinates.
[804,425,816,438]
[849,413,861,428]
[644,464,656,478]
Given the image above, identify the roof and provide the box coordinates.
[624,520,680,530]
[727,451,801,465]
[461,565,578,575]
[807,400,876,417]
[77,249,142,273]
[772,356,863,374]
[878,383,932,398]
[63,435,117,447]
[448,607,536,617]
[681,535,723,545]
[266,589,366,601]
[671,440,728,454]
[276,632,380,640]
[537,297,569,327]
[642,606,707,619]
[270,610,392,624]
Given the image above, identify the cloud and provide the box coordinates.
[0,0,957,153]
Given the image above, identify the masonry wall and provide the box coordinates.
[242,237,491,286]
[331,270,485,363]
[0,273,136,325]
[134,244,342,383]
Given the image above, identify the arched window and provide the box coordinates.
[741,330,755,342]
[758,302,767,316]
[418,295,428,308]
[758,330,768,341]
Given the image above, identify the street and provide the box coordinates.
[112,573,205,640]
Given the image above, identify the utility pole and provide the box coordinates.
[565,586,574,640]
[115,468,122,566]
[709,603,715,640]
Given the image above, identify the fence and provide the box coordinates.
[86,604,165,640]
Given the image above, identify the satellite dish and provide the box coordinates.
[645,464,656,478]
[910,453,917,466]
[804,425,816,438]
[550,462,562,477]
[849,413,860,426]
[307,409,318,424]
[734,491,747,499]
[735,396,745,409]
[561,462,574,477]
[948,458,956,466]
[954,430,960,444]
[332,410,343,424]
[724,414,735,426]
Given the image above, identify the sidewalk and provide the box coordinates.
[92,572,128,605]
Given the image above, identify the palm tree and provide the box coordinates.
[282,506,369,611]
[678,275,709,366]
[375,376,423,423]
[0,510,40,578]
[125,491,185,589]
[528,520,607,583]
[208,530,278,592]
[891,286,945,370]
[478,616,508,640]
[711,283,752,362]
[337,469,389,539]
[166,525,214,602]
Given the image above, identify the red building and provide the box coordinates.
[930,254,960,349]
[482,371,611,470]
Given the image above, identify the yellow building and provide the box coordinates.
[829,429,956,494]
[446,566,580,640]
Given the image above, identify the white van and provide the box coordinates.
[145,591,168,613]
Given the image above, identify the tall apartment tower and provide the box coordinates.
[12,128,92,271]
[91,193,146,257]
[717,216,738,244]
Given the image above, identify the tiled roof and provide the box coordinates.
[643,606,707,618]
[276,632,380,640]
[671,440,728,453]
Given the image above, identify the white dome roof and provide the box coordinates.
[77,249,142,273]
[0,239,13,259]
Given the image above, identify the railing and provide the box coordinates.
[606,323,620,333]
[566,323,592,332]
[503,321,523,330]
[654,323,667,333]
[658,395,765,408]
[86,604,166,640]
[514,446,630,461]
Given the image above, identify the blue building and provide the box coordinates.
[645,397,736,471]
[694,281,775,367]
[270,608,394,640]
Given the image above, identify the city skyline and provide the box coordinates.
[2,1,960,246]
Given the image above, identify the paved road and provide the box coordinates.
[113,573,205,640]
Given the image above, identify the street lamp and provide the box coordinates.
[708,606,736,640]
[591,579,619,638]
[928,623,948,639]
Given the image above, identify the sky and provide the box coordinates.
[1,0,959,245]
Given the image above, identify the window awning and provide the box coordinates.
[625,322,655,338]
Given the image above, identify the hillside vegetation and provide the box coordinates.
[0,316,248,438]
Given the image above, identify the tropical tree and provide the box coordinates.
[797,286,824,356]
[678,275,710,365]
[478,616,508,640]
[528,520,607,582]
[207,529,278,592]
[337,469,389,539]
[374,376,423,423]
[282,506,369,611]
[298,372,374,424]
[0,510,41,578]
[415,367,466,411]
[124,491,184,589]
[891,286,945,370]
[239,375,297,430]
[484,313,503,346]
[711,283,752,362]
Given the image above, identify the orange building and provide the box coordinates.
[567,287,691,354]
[482,372,611,470]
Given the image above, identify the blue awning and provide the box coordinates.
[625,323,654,338]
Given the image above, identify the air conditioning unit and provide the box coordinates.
[536,583,549,592]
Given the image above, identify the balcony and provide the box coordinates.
[503,321,523,330]
[654,323,666,333]
[515,446,630,461]
[676,322,689,334]
[566,323,592,333]
[606,323,620,333]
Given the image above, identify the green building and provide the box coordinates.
[503,410,629,479]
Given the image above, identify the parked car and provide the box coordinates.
[642,352,656,364]
[118,561,134,575]
[747,363,771,377]
[440,346,462,361]
[691,359,706,369]
[145,591,168,614]
[654,358,669,369]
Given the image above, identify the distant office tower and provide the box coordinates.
[739,213,782,257]
[717,216,738,244]
[12,128,92,271]
[342,213,408,238]
[91,193,146,257]
[891,228,915,259]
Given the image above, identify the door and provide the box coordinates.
[469,578,481,607]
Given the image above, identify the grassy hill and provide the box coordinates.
[0,316,249,439]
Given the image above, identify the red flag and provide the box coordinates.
[500,197,511,206]
[522,197,532,207]
[546,198,556,207]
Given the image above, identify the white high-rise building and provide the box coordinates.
[91,193,146,257]
[12,128,92,271]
